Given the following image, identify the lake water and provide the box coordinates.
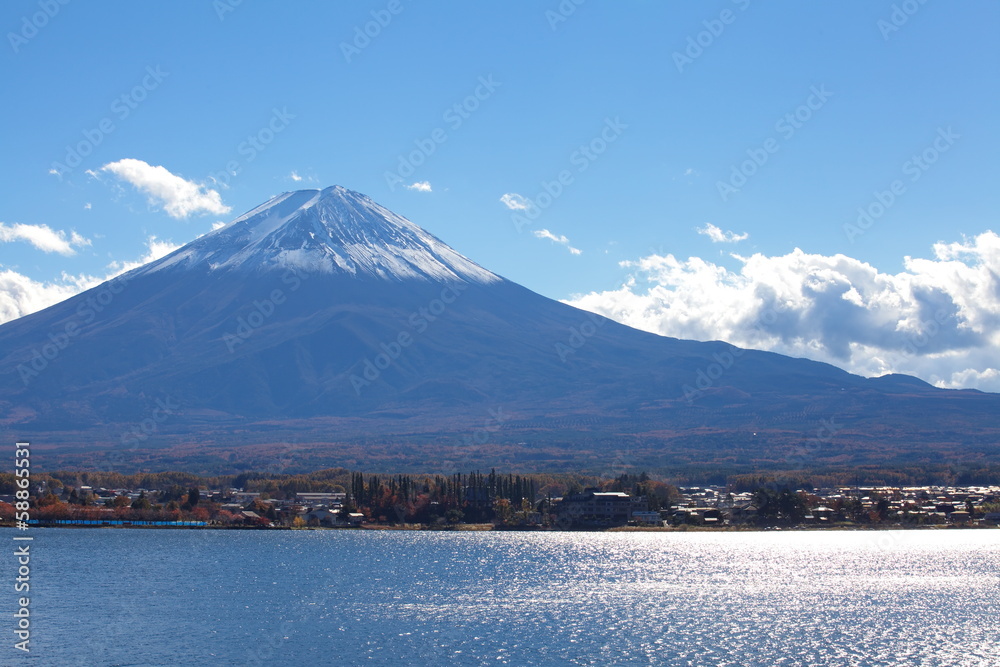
[4,528,998,666]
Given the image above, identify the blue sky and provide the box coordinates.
[2,1,999,390]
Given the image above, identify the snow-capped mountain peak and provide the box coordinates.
[141,186,501,284]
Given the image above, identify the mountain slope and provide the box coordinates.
[0,186,997,474]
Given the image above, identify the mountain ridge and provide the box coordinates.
[1,186,997,475]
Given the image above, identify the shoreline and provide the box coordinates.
[2,522,995,533]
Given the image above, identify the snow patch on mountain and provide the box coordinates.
[274,248,338,275]
[138,186,501,284]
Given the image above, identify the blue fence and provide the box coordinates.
[27,519,207,526]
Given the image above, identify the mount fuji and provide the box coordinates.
[1,186,997,475]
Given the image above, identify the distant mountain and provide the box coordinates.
[1,186,997,475]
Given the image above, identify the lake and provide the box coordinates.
[5,528,998,666]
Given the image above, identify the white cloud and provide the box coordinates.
[287,171,318,185]
[0,236,180,325]
[0,222,91,255]
[211,221,227,231]
[500,193,532,211]
[941,367,1000,392]
[100,158,231,219]
[0,269,97,324]
[697,223,748,244]
[567,231,1000,391]
[534,229,569,244]
[83,202,92,210]
[104,236,181,274]
[405,181,432,193]
[534,229,582,255]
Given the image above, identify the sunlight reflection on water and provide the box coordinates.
[20,528,1000,666]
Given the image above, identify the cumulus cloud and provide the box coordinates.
[0,236,179,325]
[697,223,748,244]
[0,222,91,255]
[289,171,303,182]
[104,236,181,274]
[567,231,1000,392]
[405,181,432,193]
[533,229,582,255]
[0,270,96,324]
[943,367,1000,391]
[100,159,231,219]
[500,193,532,211]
